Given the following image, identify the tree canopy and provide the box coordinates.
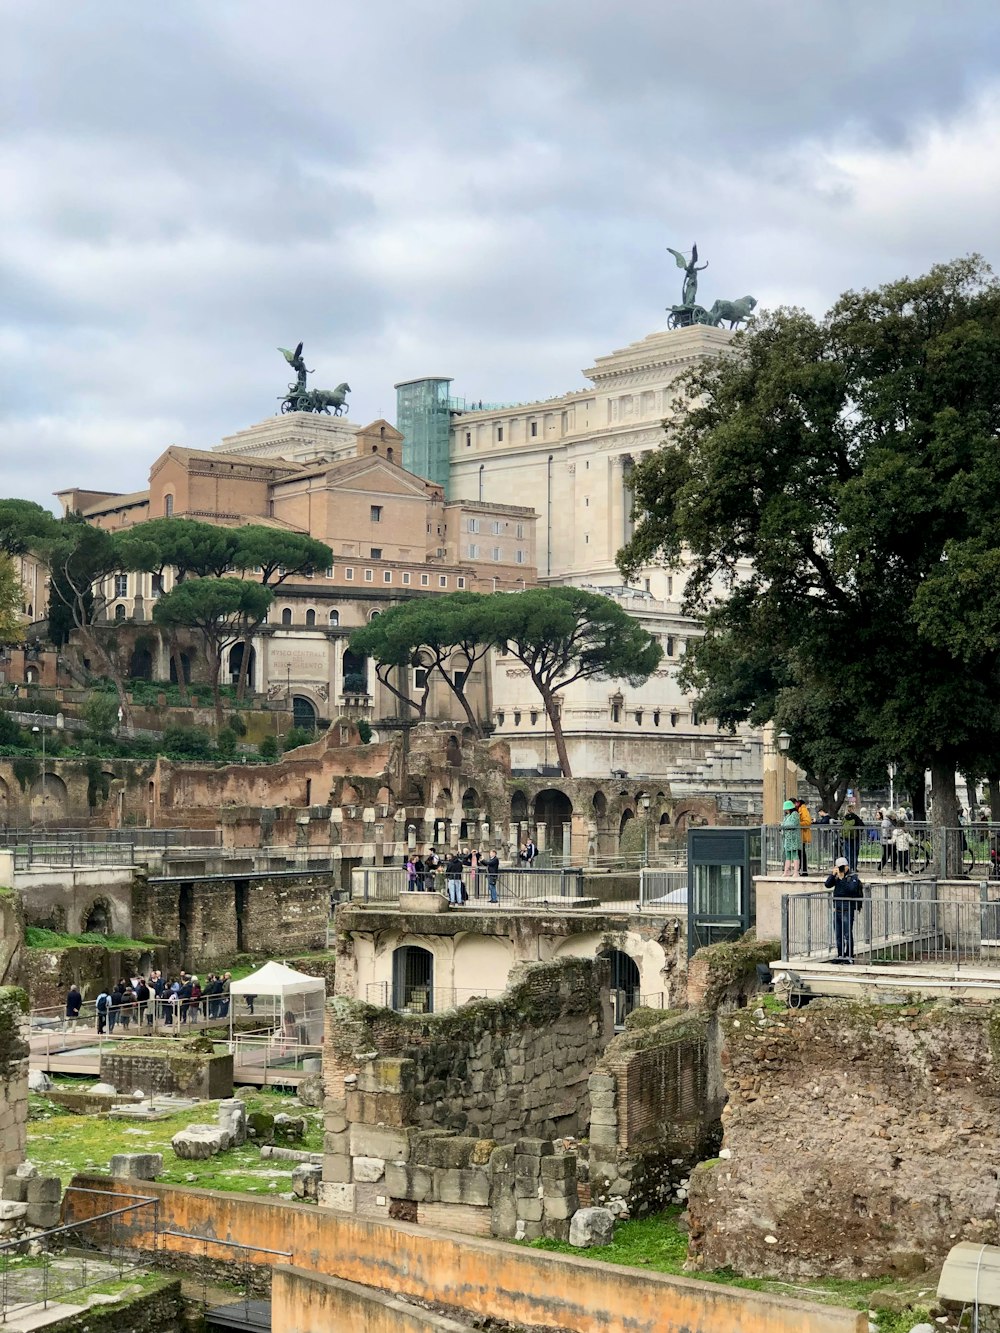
[0,500,60,558]
[232,527,333,586]
[489,586,662,777]
[619,256,1000,833]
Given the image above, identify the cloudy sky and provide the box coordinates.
[3,0,1000,508]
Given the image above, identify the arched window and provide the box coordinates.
[607,949,640,1026]
[368,609,380,622]
[342,649,367,693]
[392,946,434,1013]
[387,447,394,463]
[292,696,317,731]
[164,494,174,517]
[305,609,316,627]
[329,609,340,626]
[281,607,292,626]
[114,604,126,622]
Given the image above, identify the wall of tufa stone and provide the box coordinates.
[687,999,1000,1279]
[0,986,29,1183]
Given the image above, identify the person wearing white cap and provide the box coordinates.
[781,799,801,878]
[824,856,864,962]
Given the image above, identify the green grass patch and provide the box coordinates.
[528,1211,935,1314]
[25,927,153,951]
[27,1085,321,1194]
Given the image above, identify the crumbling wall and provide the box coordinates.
[589,1008,724,1218]
[322,958,612,1227]
[687,999,1000,1279]
[0,986,29,1183]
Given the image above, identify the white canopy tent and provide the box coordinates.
[228,961,326,1047]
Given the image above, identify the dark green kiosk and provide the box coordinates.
[686,826,761,957]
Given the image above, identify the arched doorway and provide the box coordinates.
[228,643,256,690]
[460,788,479,840]
[292,696,317,731]
[607,949,640,1027]
[342,649,367,694]
[446,735,461,767]
[533,789,573,855]
[392,945,434,1014]
[129,645,153,680]
[82,897,113,936]
[169,652,192,685]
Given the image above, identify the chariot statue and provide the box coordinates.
[278,343,351,415]
[665,243,757,332]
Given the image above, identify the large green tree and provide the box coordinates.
[349,591,495,733]
[620,257,1000,848]
[47,520,134,725]
[153,577,273,726]
[488,586,662,777]
[0,499,60,557]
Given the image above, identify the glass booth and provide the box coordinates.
[686,826,761,957]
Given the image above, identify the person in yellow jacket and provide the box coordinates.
[795,798,812,876]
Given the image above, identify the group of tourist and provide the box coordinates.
[405,846,504,904]
[781,799,918,875]
[69,969,235,1032]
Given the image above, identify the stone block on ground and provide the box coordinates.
[569,1206,615,1248]
[171,1125,227,1159]
[14,1163,37,1179]
[292,1163,322,1200]
[1,1178,27,1202]
[297,1073,324,1107]
[218,1098,247,1146]
[109,1153,163,1180]
[28,1069,52,1093]
[247,1111,274,1141]
[26,1202,61,1229]
[26,1176,61,1205]
[90,1083,117,1096]
[274,1113,306,1142]
[0,1201,28,1221]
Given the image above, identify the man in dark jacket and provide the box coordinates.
[65,984,82,1022]
[485,849,501,904]
[134,978,150,1029]
[825,856,864,962]
[445,850,465,906]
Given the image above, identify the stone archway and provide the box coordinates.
[82,896,114,936]
[30,773,68,825]
[533,788,573,855]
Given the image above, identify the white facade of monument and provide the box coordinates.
[446,324,761,795]
[216,412,360,466]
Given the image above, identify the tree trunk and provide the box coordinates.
[438,668,483,738]
[539,685,571,777]
[930,757,959,877]
[81,627,133,733]
[236,634,252,702]
[168,631,189,705]
[209,646,224,729]
[375,664,421,718]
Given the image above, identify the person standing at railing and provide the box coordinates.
[220,972,231,1018]
[423,847,440,891]
[486,848,501,904]
[781,801,801,878]
[878,810,895,873]
[405,855,419,892]
[841,808,864,870]
[65,983,82,1025]
[135,976,149,1029]
[825,856,864,962]
[892,821,913,874]
[795,798,812,876]
[95,988,109,1035]
[446,849,465,906]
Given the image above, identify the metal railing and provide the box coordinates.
[0,827,221,848]
[364,982,506,1013]
[352,864,587,903]
[230,1036,323,1085]
[638,867,688,909]
[762,822,1000,877]
[1,1189,157,1323]
[781,881,1000,966]
[13,842,136,869]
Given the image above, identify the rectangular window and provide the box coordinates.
[439,575,447,588]
[420,573,429,586]
[370,505,382,522]
[666,635,675,656]
[515,523,524,539]
[530,421,537,437]
[492,547,501,561]
[467,517,480,533]
[497,426,504,442]
[468,543,480,558]
[383,570,392,583]
[370,548,382,559]
[414,668,428,688]
[364,569,374,582]
[516,550,525,565]
[492,520,502,535]
[465,432,472,447]
[402,571,411,585]
[454,670,467,691]
[151,573,164,597]
[325,566,333,578]
[114,573,128,597]
[457,576,466,588]
[345,568,354,581]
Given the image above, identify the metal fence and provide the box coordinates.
[13,842,136,869]
[638,867,688,910]
[364,982,506,1012]
[351,864,587,903]
[0,827,221,848]
[1,1189,157,1324]
[781,880,1000,966]
[763,822,1000,877]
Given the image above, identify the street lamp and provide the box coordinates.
[776,730,792,817]
[776,730,792,754]
[639,792,651,866]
